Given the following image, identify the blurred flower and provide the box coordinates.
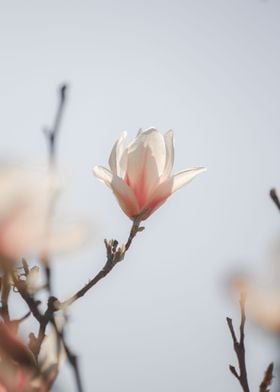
[247,286,280,332]
[0,166,87,261]
[93,128,206,220]
[43,222,88,257]
[0,166,58,261]
[231,276,280,333]
[25,266,41,295]
[0,322,37,392]
[0,322,56,391]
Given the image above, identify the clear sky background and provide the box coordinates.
[1,0,280,391]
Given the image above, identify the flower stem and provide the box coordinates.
[59,219,144,309]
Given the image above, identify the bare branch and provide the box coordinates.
[229,364,239,380]
[0,271,11,322]
[12,269,84,392]
[226,294,250,392]
[259,363,274,392]
[270,188,280,211]
[43,84,68,166]
[12,217,144,391]
[42,84,69,294]
[226,318,237,344]
[59,218,144,309]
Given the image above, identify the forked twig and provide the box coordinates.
[58,217,144,309]
[13,217,144,392]
[227,292,250,392]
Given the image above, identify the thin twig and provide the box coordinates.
[12,270,84,392]
[51,319,83,392]
[59,218,144,309]
[0,271,11,322]
[42,83,68,294]
[270,188,280,211]
[226,293,250,392]
[259,363,274,392]
[43,84,68,166]
[12,271,43,325]
[13,218,144,392]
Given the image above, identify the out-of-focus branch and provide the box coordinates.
[270,188,280,211]
[0,272,11,322]
[42,84,68,294]
[12,269,84,392]
[12,215,144,392]
[51,319,83,392]
[226,293,250,392]
[43,84,68,166]
[59,217,144,309]
[12,271,43,326]
[259,363,274,392]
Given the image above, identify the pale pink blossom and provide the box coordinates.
[93,128,206,220]
[0,167,55,260]
[231,277,280,333]
[0,167,87,261]
[0,322,52,391]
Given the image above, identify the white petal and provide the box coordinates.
[162,130,174,177]
[108,131,127,176]
[126,128,166,205]
[93,166,140,218]
[142,179,173,219]
[92,166,113,188]
[172,167,207,193]
[111,175,140,218]
[39,319,66,372]
[119,147,128,177]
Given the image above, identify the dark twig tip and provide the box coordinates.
[227,295,250,392]
[270,188,280,211]
[229,365,239,379]
[260,362,274,392]
[59,84,68,100]
[226,317,232,323]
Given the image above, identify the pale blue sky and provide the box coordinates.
[1,1,280,391]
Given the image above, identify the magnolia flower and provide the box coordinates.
[0,166,87,261]
[0,167,55,260]
[93,128,206,220]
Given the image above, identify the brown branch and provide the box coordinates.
[51,319,83,392]
[12,271,84,392]
[42,83,69,294]
[12,270,48,358]
[12,272,43,326]
[8,84,83,391]
[259,363,274,392]
[0,272,11,322]
[43,84,68,166]
[227,293,250,392]
[270,188,280,211]
[12,217,144,391]
[59,218,144,309]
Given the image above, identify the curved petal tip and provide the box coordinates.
[92,166,113,187]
